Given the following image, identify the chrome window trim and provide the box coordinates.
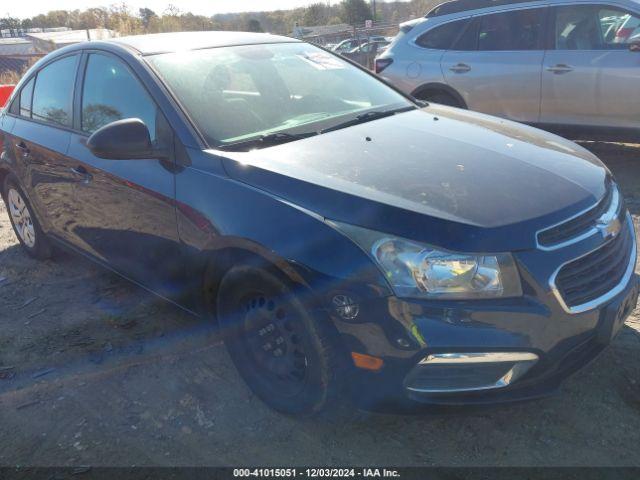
[536,185,620,251]
[405,351,539,394]
[549,212,637,314]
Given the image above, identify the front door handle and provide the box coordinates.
[449,63,471,73]
[70,166,93,184]
[546,64,573,74]
[15,141,30,158]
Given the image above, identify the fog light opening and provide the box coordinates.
[405,351,539,394]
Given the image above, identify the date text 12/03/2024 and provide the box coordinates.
[233,469,401,478]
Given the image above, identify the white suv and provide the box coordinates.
[377,0,640,135]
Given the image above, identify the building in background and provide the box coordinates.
[26,29,117,54]
[0,28,117,80]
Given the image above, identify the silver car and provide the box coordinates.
[377,0,640,133]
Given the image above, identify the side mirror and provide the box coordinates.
[87,118,167,160]
[630,40,640,52]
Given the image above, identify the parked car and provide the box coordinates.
[332,38,366,53]
[343,40,391,69]
[376,0,640,137]
[333,36,388,54]
[1,31,637,415]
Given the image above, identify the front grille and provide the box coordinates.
[538,185,613,247]
[555,220,632,309]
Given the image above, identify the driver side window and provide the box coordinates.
[597,7,640,48]
[555,5,640,50]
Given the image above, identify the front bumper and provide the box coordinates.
[337,271,638,411]
[330,247,638,411]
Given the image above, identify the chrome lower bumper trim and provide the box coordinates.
[418,351,539,365]
[405,351,539,394]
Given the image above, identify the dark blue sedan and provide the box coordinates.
[0,32,637,414]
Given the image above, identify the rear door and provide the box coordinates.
[442,7,548,122]
[8,54,81,244]
[67,51,183,298]
[540,3,640,129]
[405,17,474,94]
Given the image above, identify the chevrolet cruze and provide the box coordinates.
[0,32,637,414]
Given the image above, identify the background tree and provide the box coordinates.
[138,8,157,28]
[1,0,440,38]
[246,18,263,32]
[303,3,330,26]
[340,0,372,25]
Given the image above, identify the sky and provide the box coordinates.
[7,0,385,19]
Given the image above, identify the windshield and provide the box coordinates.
[147,42,411,149]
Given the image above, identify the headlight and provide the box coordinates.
[329,221,522,300]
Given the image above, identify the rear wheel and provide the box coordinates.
[216,265,344,415]
[2,175,53,260]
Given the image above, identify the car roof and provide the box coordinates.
[426,0,639,18]
[109,31,300,55]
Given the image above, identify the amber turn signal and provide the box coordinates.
[351,352,384,371]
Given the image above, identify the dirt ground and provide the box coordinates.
[0,141,639,467]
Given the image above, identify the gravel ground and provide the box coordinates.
[0,141,639,467]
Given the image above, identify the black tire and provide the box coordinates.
[216,264,345,415]
[419,91,463,108]
[2,175,53,260]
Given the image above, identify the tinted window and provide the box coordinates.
[9,97,19,115]
[32,55,78,127]
[82,53,158,140]
[556,5,640,50]
[19,78,34,118]
[452,18,479,50]
[416,19,470,49]
[555,6,601,50]
[478,8,545,51]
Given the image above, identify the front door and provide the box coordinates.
[442,7,547,123]
[540,4,640,129]
[67,52,183,299]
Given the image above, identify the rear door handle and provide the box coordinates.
[546,64,573,74]
[449,63,471,73]
[15,141,30,157]
[70,166,93,184]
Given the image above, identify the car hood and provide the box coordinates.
[216,106,609,252]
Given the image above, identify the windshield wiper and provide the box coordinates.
[218,131,318,151]
[320,105,417,134]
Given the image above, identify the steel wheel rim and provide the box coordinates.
[240,292,309,397]
[7,188,36,248]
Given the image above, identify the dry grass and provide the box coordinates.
[0,57,41,85]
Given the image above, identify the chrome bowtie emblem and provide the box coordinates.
[596,215,622,239]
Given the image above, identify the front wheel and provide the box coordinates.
[216,265,345,415]
[2,175,53,260]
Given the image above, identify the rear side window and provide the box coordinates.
[416,18,471,49]
[32,55,78,127]
[19,78,34,118]
[453,18,480,50]
[478,8,546,51]
[81,53,158,140]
